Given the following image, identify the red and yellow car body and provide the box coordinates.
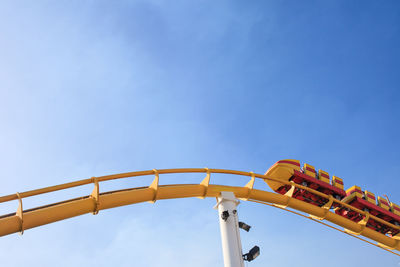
[335,187,400,235]
[266,159,400,237]
[265,159,346,207]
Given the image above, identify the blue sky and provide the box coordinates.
[0,1,400,266]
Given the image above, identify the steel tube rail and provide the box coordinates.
[0,168,399,253]
[0,168,284,203]
[1,168,396,233]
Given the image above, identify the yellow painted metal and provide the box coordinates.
[332,176,344,190]
[16,192,24,235]
[378,196,391,210]
[318,169,330,184]
[346,185,363,198]
[148,169,160,203]
[264,162,400,234]
[264,160,299,191]
[364,190,376,204]
[303,163,316,178]
[250,199,400,257]
[91,177,100,215]
[0,168,399,253]
[198,168,210,199]
[309,195,334,220]
[243,172,255,201]
[391,202,400,216]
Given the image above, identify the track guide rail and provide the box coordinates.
[0,168,399,254]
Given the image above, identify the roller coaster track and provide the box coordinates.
[1,168,399,256]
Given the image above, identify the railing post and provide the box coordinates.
[214,192,244,267]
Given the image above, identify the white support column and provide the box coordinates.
[214,192,245,267]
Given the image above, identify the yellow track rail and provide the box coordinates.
[0,168,399,254]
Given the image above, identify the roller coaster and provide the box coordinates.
[1,159,399,265]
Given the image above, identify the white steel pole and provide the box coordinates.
[214,192,245,267]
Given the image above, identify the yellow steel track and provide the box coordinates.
[0,168,399,254]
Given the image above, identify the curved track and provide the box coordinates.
[0,168,399,254]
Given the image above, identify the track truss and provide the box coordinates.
[0,168,399,254]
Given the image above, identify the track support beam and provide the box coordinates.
[215,192,244,267]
